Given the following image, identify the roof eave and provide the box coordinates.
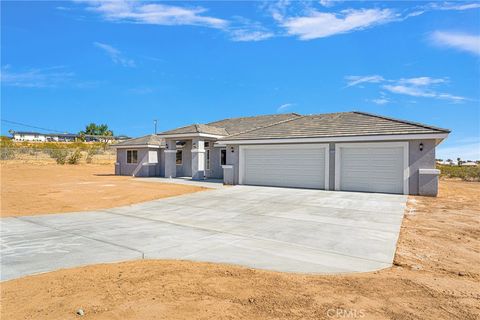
[219,132,449,145]
[156,133,226,139]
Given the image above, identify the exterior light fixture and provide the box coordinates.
[419,142,424,151]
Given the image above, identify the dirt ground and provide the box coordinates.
[1,179,479,319]
[0,162,206,217]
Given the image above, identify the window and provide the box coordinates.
[205,141,210,148]
[221,149,227,166]
[176,150,183,165]
[127,150,138,164]
[206,149,210,170]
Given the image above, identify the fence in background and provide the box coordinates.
[0,147,116,164]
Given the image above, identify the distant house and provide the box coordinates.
[461,162,478,167]
[10,131,130,143]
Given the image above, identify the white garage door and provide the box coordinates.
[241,144,328,189]
[336,143,406,194]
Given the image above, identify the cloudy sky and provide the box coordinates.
[1,1,479,160]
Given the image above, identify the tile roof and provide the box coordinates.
[219,111,450,141]
[113,134,163,147]
[156,111,449,142]
[160,124,228,136]
[159,113,301,136]
[206,113,302,135]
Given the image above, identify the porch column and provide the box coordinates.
[191,139,205,180]
[164,139,177,178]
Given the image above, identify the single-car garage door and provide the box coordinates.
[240,144,329,189]
[335,142,407,194]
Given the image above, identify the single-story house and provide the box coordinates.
[10,130,131,143]
[113,111,450,196]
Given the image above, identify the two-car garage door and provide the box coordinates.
[240,144,329,189]
[239,142,407,194]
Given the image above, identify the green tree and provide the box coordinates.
[79,123,113,136]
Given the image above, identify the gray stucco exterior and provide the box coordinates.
[175,140,192,177]
[115,140,225,180]
[408,139,436,195]
[222,139,438,196]
[114,111,448,196]
[115,138,439,195]
[115,147,161,177]
[205,147,225,179]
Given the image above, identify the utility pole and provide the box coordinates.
[154,120,157,134]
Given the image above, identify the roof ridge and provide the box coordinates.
[353,111,451,133]
[224,114,306,139]
[207,112,300,124]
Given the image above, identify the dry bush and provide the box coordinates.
[438,164,480,181]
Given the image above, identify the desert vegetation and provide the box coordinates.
[0,137,115,164]
[437,164,480,181]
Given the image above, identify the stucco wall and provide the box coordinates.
[175,141,192,177]
[408,139,436,195]
[226,145,240,184]
[226,139,438,195]
[116,148,151,176]
[205,147,224,179]
[158,149,165,177]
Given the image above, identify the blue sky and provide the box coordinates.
[1,1,479,160]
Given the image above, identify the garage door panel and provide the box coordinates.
[338,145,405,194]
[242,145,327,189]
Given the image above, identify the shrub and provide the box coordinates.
[438,164,480,182]
[67,149,82,165]
[49,149,68,164]
[85,147,99,164]
[0,148,15,160]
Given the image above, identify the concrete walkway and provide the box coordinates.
[1,186,407,281]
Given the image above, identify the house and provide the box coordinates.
[10,131,130,143]
[461,162,478,167]
[113,111,450,196]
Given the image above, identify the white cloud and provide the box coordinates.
[383,84,467,102]
[345,74,468,103]
[277,103,294,112]
[437,141,480,161]
[345,75,384,87]
[371,98,390,105]
[398,77,447,86]
[429,2,480,11]
[229,18,275,42]
[383,84,435,98]
[230,29,274,42]
[430,31,480,56]
[94,42,135,67]
[80,0,228,29]
[0,65,74,88]
[319,0,341,8]
[281,8,397,40]
[436,93,468,103]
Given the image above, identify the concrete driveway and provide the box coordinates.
[1,185,407,281]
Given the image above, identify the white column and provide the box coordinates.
[191,139,205,180]
[164,139,177,178]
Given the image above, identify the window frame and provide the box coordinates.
[221,149,227,166]
[176,150,183,165]
[206,149,211,170]
[126,150,138,164]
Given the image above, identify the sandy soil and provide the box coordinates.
[1,180,479,319]
[0,162,206,216]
